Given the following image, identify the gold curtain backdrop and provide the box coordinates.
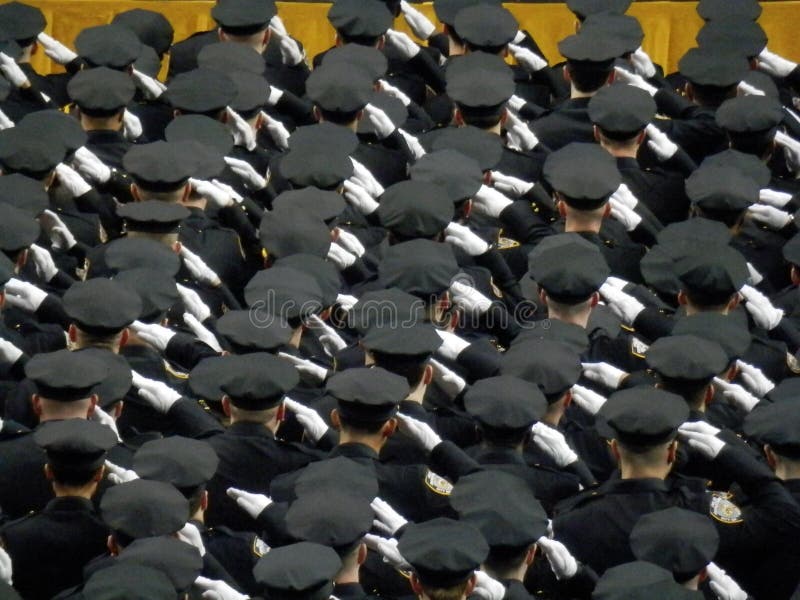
[22,1,800,78]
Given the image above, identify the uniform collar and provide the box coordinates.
[227,421,275,438]
[473,446,527,466]
[44,496,96,513]
[330,443,379,461]
[599,477,670,494]
[332,582,367,600]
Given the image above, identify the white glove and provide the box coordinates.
[610,183,638,210]
[54,163,91,198]
[508,43,548,73]
[130,320,177,352]
[758,48,798,78]
[736,359,775,397]
[0,52,30,88]
[336,293,358,312]
[613,66,657,96]
[371,496,408,536]
[178,522,206,557]
[363,534,411,570]
[350,159,385,198]
[758,188,794,208]
[749,204,793,230]
[530,422,578,468]
[537,537,579,580]
[342,180,380,215]
[491,171,534,198]
[335,228,366,257]
[505,110,539,152]
[91,405,122,442]
[283,397,329,442]
[122,110,143,142]
[194,576,250,600]
[378,79,412,107]
[678,424,726,459]
[0,108,13,130]
[269,14,288,36]
[678,420,721,437]
[131,68,167,100]
[40,209,77,250]
[472,571,506,600]
[259,111,290,151]
[226,487,272,519]
[631,47,657,79]
[645,124,679,162]
[429,358,467,398]
[398,129,427,160]
[713,377,760,413]
[327,242,357,270]
[740,284,784,330]
[738,81,765,97]
[397,412,442,452]
[434,329,470,361]
[706,562,748,600]
[73,146,111,184]
[184,313,223,353]
[190,178,236,209]
[385,29,420,60]
[0,546,11,586]
[400,0,436,40]
[445,223,489,256]
[775,130,800,175]
[570,384,607,416]
[363,103,397,140]
[224,156,267,191]
[278,352,329,384]
[270,28,304,67]
[131,370,182,413]
[104,460,139,485]
[225,107,257,152]
[747,262,764,286]
[609,197,642,232]
[266,85,284,107]
[507,94,526,115]
[305,313,347,357]
[581,361,628,390]
[28,244,58,282]
[599,283,645,324]
[449,280,492,315]
[0,337,23,365]
[604,276,631,290]
[180,246,222,287]
[176,284,211,323]
[473,185,513,219]
[4,278,48,313]
[36,32,77,65]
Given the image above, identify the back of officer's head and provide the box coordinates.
[328,367,409,438]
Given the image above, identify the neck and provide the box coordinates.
[482,562,527,583]
[547,309,591,329]
[405,383,427,405]
[289,327,303,349]
[338,431,384,454]
[80,114,123,132]
[682,575,701,591]
[775,462,800,481]
[53,481,97,500]
[542,405,564,428]
[600,142,639,159]
[570,84,596,99]
[564,213,603,234]
[189,508,204,524]
[335,567,361,585]
[619,462,671,480]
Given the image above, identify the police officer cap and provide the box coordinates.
[123,141,199,192]
[409,149,483,204]
[229,71,270,114]
[288,457,379,502]
[646,335,728,382]
[672,312,750,362]
[598,388,689,447]
[529,234,610,302]
[24,348,107,401]
[279,147,354,190]
[589,84,656,138]
[218,354,300,410]
[362,321,443,361]
[429,125,504,171]
[68,67,136,115]
[453,4,518,49]
[0,203,39,252]
[0,2,44,41]
[82,564,176,600]
[698,0,761,21]
[566,0,631,19]
[322,44,388,81]
[101,479,189,539]
[327,367,409,423]
[399,518,489,588]
[686,165,758,213]
[593,561,700,600]
[447,51,516,109]
[115,537,203,593]
[744,401,800,458]
[289,121,359,155]
[656,217,731,247]
[112,8,175,56]
[558,28,624,63]
[450,471,549,547]
[701,149,771,188]
[75,24,142,69]
[78,347,133,409]
[103,237,181,276]
[0,126,65,177]
[134,44,161,78]
[117,201,190,235]
[34,419,118,472]
[716,95,784,134]
[581,13,643,55]
[328,0,393,38]
[273,187,346,224]
[188,355,236,404]
[433,0,502,27]
[198,42,265,75]
[275,253,343,308]
[630,507,720,579]
[544,142,621,209]
[741,70,780,99]
[63,278,143,334]
[377,180,454,238]
[783,232,800,266]
[216,309,293,352]
[18,109,87,154]
[378,239,460,298]
[244,265,325,319]
[766,377,800,404]
[696,18,767,58]
[513,320,590,355]
[678,47,750,87]
[347,287,426,334]
[464,376,547,431]
[165,114,235,158]
[165,68,236,114]
[211,0,276,34]
[286,492,374,554]
[134,436,219,490]
[674,244,748,302]
[253,542,341,600]
[501,338,582,401]
[307,63,373,113]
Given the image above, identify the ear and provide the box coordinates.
[113,401,124,419]
[330,408,342,431]
[592,124,601,143]
[724,362,738,382]
[602,203,611,219]
[44,463,54,481]
[382,417,398,438]
[263,28,271,46]
[16,249,28,271]
[376,35,386,50]
[727,293,740,311]
[557,198,567,218]
[312,106,322,123]
[201,490,209,511]
[0,290,4,309]
[334,33,342,48]
[172,241,182,254]
[92,465,104,483]
[222,396,232,418]
[667,439,678,464]
[357,542,368,565]
[677,290,688,306]
[703,383,714,407]
[68,323,78,343]
[422,363,433,386]
[606,69,615,84]
[463,198,473,219]
[609,438,621,462]
[453,107,465,127]
[538,288,548,307]
[410,573,424,596]
[119,327,129,348]
[107,535,119,556]
[217,28,226,42]
[764,444,778,470]
[563,64,572,83]
[276,401,286,423]
[31,394,43,416]
[636,130,646,145]
[590,291,600,308]
[685,82,695,102]
[130,183,141,202]
[791,265,800,286]
[87,394,99,418]
[526,543,537,565]
[499,108,508,126]
[464,574,478,596]
[181,182,192,203]
[563,388,573,408]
